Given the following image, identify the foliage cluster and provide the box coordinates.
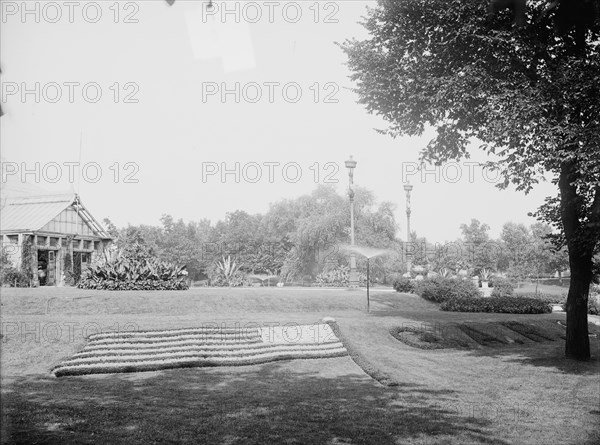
[0,266,30,287]
[63,248,74,286]
[414,277,481,303]
[206,256,249,287]
[0,251,29,287]
[392,278,415,294]
[404,219,571,281]
[20,235,34,286]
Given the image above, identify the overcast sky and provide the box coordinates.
[0,0,557,243]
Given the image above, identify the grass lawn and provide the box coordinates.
[513,282,569,296]
[1,286,599,444]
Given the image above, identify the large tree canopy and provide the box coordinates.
[340,0,600,359]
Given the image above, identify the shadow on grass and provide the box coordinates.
[462,337,600,376]
[380,307,600,376]
[1,360,513,445]
[370,292,439,313]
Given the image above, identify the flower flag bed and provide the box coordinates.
[52,323,347,377]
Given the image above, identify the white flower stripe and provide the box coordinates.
[89,334,261,345]
[58,343,346,366]
[78,339,339,354]
[84,326,339,348]
[73,340,344,358]
[81,339,263,352]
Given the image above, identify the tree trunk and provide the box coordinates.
[559,161,592,360]
[564,250,592,360]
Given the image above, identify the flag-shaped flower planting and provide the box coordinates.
[52,323,347,377]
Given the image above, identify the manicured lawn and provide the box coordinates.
[513,282,568,296]
[1,287,599,444]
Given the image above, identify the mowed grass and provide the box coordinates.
[1,286,599,444]
[513,282,569,296]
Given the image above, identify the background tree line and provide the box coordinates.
[101,185,571,286]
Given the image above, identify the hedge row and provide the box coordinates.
[440,296,552,314]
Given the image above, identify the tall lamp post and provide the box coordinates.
[403,182,413,275]
[345,156,358,286]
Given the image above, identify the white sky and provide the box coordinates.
[0,0,557,243]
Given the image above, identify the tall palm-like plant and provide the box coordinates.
[216,256,239,286]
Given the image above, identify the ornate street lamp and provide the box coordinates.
[345,156,358,286]
[403,182,413,275]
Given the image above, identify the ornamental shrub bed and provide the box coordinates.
[392,278,415,294]
[414,277,480,303]
[440,296,552,314]
[78,278,189,291]
[77,257,189,290]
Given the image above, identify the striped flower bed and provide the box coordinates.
[52,323,347,377]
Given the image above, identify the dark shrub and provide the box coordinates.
[414,277,480,303]
[393,278,415,294]
[440,296,552,314]
[0,266,30,287]
[490,276,515,298]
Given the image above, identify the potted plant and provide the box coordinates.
[480,268,491,288]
